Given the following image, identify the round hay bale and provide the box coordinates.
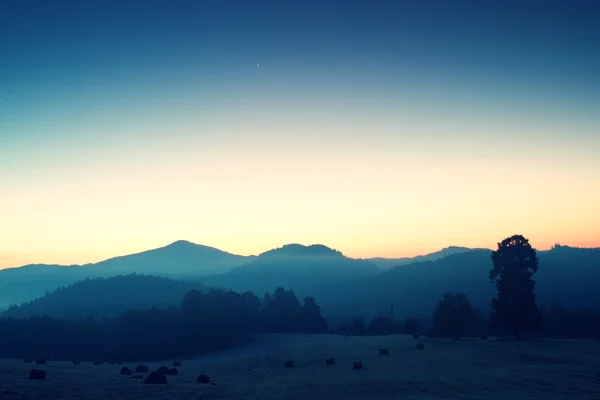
[416,342,425,350]
[353,361,363,370]
[197,374,211,384]
[135,365,149,373]
[120,367,132,376]
[379,348,389,356]
[144,371,167,384]
[29,369,46,380]
[156,366,170,375]
[325,357,335,365]
[284,360,294,368]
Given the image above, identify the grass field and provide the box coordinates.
[1,334,599,399]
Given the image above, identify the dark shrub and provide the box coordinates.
[353,361,362,370]
[325,357,335,365]
[120,367,132,375]
[197,374,210,384]
[416,343,425,350]
[285,360,294,368]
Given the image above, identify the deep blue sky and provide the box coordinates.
[1,0,599,266]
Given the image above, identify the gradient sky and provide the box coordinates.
[1,0,599,268]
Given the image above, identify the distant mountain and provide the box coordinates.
[84,240,252,277]
[203,244,381,296]
[1,274,205,319]
[368,246,483,269]
[0,240,251,309]
[311,246,600,324]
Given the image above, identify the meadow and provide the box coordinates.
[1,334,599,400]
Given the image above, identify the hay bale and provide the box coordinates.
[156,366,170,375]
[144,371,167,384]
[24,359,32,364]
[353,361,363,370]
[135,365,149,373]
[120,367,132,376]
[379,348,389,356]
[412,334,420,339]
[416,343,425,350]
[29,369,46,380]
[169,368,179,375]
[285,360,294,368]
[173,361,182,367]
[325,357,335,365]
[35,359,46,365]
[197,374,211,384]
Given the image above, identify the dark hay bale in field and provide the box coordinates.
[120,367,132,376]
[135,365,149,373]
[412,334,420,339]
[24,359,32,364]
[353,361,363,370]
[35,359,46,365]
[379,348,389,356]
[156,366,170,375]
[325,357,335,365]
[144,371,167,384]
[173,361,182,367]
[285,360,294,368]
[416,343,425,350]
[481,335,488,340]
[73,360,80,365]
[29,369,46,380]
[169,368,179,375]
[93,360,102,365]
[197,374,211,384]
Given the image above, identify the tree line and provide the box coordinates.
[0,287,328,361]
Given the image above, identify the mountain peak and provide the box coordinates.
[259,243,343,258]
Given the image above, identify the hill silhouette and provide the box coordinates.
[202,244,380,296]
[368,246,483,269]
[1,274,206,319]
[310,246,600,324]
[0,241,251,309]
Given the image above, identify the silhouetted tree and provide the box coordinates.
[490,235,543,339]
[367,316,395,335]
[430,292,473,338]
[300,296,329,333]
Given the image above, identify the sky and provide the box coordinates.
[1,0,599,268]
